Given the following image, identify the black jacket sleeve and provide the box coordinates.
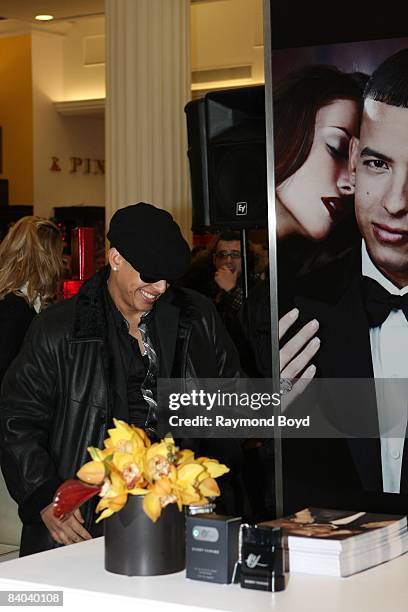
[0,313,62,524]
[0,294,36,387]
[186,288,243,379]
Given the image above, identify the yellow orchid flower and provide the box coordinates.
[98,471,125,498]
[112,418,134,434]
[168,465,204,509]
[87,446,113,462]
[172,463,207,507]
[104,436,133,454]
[128,486,148,496]
[76,460,106,485]
[113,419,148,446]
[175,449,195,466]
[143,479,177,522]
[73,420,230,523]
[107,419,133,441]
[143,476,200,521]
[177,462,206,483]
[103,419,145,454]
[145,441,174,481]
[94,470,129,522]
[145,440,168,461]
[143,490,162,522]
[198,477,221,498]
[95,492,128,523]
[111,450,144,472]
[174,483,202,508]
[196,457,230,479]
[163,433,178,461]
[130,425,151,448]
[146,435,177,461]
[110,452,145,489]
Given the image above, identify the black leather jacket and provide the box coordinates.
[0,267,242,555]
[0,294,36,386]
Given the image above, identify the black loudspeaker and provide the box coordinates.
[185,86,267,231]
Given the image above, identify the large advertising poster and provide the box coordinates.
[262,10,408,517]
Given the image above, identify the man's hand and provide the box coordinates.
[214,266,238,292]
[40,504,92,546]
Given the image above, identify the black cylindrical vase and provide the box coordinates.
[104,495,185,576]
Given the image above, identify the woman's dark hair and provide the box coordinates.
[273,65,364,186]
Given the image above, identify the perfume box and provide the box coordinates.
[186,513,241,584]
[240,525,288,592]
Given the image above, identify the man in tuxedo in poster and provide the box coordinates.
[285,48,408,511]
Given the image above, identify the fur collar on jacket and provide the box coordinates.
[72,266,110,341]
[71,266,197,343]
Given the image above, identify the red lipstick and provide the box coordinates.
[321,197,348,222]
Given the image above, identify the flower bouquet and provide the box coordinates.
[53,419,229,575]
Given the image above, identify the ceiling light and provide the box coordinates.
[35,14,54,21]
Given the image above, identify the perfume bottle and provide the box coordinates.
[239,524,288,592]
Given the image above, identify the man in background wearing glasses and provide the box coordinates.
[212,231,243,324]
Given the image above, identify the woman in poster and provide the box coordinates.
[244,64,365,381]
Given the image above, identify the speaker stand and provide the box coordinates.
[240,229,249,299]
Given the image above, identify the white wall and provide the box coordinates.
[51,5,264,99]
[63,16,106,101]
[9,5,264,220]
[31,29,105,219]
[191,0,264,92]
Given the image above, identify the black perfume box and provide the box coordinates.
[240,525,288,592]
[186,513,241,584]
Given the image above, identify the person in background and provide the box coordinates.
[212,231,245,323]
[181,231,261,360]
[0,216,63,385]
[182,232,244,304]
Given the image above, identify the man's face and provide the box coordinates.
[213,240,242,274]
[350,99,408,287]
[108,249,168,315]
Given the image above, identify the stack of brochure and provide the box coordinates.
[262,507,408,577]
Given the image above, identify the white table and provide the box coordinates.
[0,537,406,612]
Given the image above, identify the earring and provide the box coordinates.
[113,267,118,271]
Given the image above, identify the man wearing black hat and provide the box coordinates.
[0,203,242,557]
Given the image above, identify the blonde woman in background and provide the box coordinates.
[0,217,63,384]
